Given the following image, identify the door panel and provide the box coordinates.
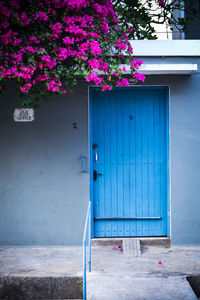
[90,87,168,237]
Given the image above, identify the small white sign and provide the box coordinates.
[13,108,34,122]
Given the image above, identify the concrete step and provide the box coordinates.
[87,274,197,300]
[92,237,171,248]
[92,238,123,248]
[140,237,171,247]
[0,276,83,299]
[123,238,141,256]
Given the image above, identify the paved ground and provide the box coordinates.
[0,245,200,299]
[0,247,83,299]
[0,247,82,277]
[87,245,200,300]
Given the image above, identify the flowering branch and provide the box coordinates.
[0,0,145,106]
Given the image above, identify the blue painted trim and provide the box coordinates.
[83,238,86,300]
[82,202,91,300]
[89,87,94,238]
[95,217,162,220]
[89,86,170,238]
[165,87,170,238]
[88,205,92,272]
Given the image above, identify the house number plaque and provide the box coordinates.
[13,108,34,122]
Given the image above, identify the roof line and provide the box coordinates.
[129,40,200,57]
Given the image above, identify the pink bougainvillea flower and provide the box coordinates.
[102,85,112,91]
[158,261,162,264]
[115,39,127,50]
[20,12,30,26]
[2,20,10,30]
[113,71,119,77]
[98,62,108,73]
[0,2,11,17]
[133,73,145,82]
[89,32,100,39]
[116,78,129,87]
[48,8,56,15]
[20,86,27,93]
[0,0,144,105]
[128,46,133,54]
[88,59,99,70]
[120,248,123,252]
[63,36,74,45]
[86,72,103,85]
[90,40,102,56]
[9,1,20,10]
[28,36,40,44]
[34,11,49,22]
[50,22,63,34]
[47,80,62,92]
[93,3,103,14]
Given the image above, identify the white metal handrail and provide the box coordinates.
[83,201,91,300]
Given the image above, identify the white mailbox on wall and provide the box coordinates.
[13,108,34,122]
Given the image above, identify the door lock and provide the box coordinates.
[93,170,102,181]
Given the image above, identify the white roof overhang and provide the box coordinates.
[97,41,200,75]
[136,63,198,75]
[129,40,200,57]
[97,64,197,75]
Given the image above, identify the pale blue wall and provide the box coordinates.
[144,59,200,245]
[0,56,200,246]
[0,82,89,246]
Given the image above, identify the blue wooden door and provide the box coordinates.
[90,87,168,237]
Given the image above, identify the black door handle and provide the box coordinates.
[93,170,102,181]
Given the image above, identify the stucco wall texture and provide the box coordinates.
[0,56,200,246]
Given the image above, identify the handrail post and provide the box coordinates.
[83,202,91,300]
[88,201,91,272]
[83,239,87,300]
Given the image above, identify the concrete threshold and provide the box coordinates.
[92,237,171,247]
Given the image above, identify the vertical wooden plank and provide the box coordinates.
[92,91,100,237]
[154,91,162,235]
[104,93,111,236]
[97,91,106,237]
[129,91,137,236]
[166,87,170,237]
[122,90,131,236]
[160,91,167,235]
[146,93,150,236]
[148,92,155,236]
[110,90,118,236]
[141,93,149,236]
[116,90,124,236]
[92,91,97,236]
[158,91,162,235]
[90,89,94,238]
[135,93,143,236]
[92,92,98,219]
